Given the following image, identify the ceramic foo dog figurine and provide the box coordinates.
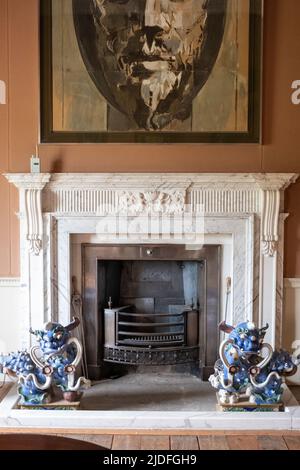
[209,321,299,407]
[0,317,90,405]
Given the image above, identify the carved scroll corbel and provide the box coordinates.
[25,188,44,255]
[261,189,280,257]
[3,175,50,255]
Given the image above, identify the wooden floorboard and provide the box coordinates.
[112,435,141,450]
[226,435,259,450]
[198,435,229,450]
[257,436,288,450]
[170,435,199,450]
[283,436,300,450]
[140,435,170,450]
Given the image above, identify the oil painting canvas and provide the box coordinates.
[41,0,262,143]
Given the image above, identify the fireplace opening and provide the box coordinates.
[82,245,220,381]
[103,259,200,363]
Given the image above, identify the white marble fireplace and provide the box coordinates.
[2,172,300,431]
[4,172,298,351]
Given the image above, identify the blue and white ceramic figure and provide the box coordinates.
[249,349,297,404]
[209,321,299,406]
[0,317,90,405]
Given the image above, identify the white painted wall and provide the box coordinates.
[0,277,299,384]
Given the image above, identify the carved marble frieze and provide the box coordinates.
[4,172,298,258]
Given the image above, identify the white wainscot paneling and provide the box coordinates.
[0,279,21,354]
[284,278,300,385]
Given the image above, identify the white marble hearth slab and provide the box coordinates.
[0,385,299,431]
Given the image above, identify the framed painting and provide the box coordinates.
[40,0,262,143]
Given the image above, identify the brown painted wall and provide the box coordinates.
[0,0,300,277]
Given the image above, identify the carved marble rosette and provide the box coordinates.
[118,190,185,214]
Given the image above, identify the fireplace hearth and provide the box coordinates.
[82,244,220,380]
[1,172,299,429]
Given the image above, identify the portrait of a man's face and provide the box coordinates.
[44,0,260,142]
[73,0,227,131]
